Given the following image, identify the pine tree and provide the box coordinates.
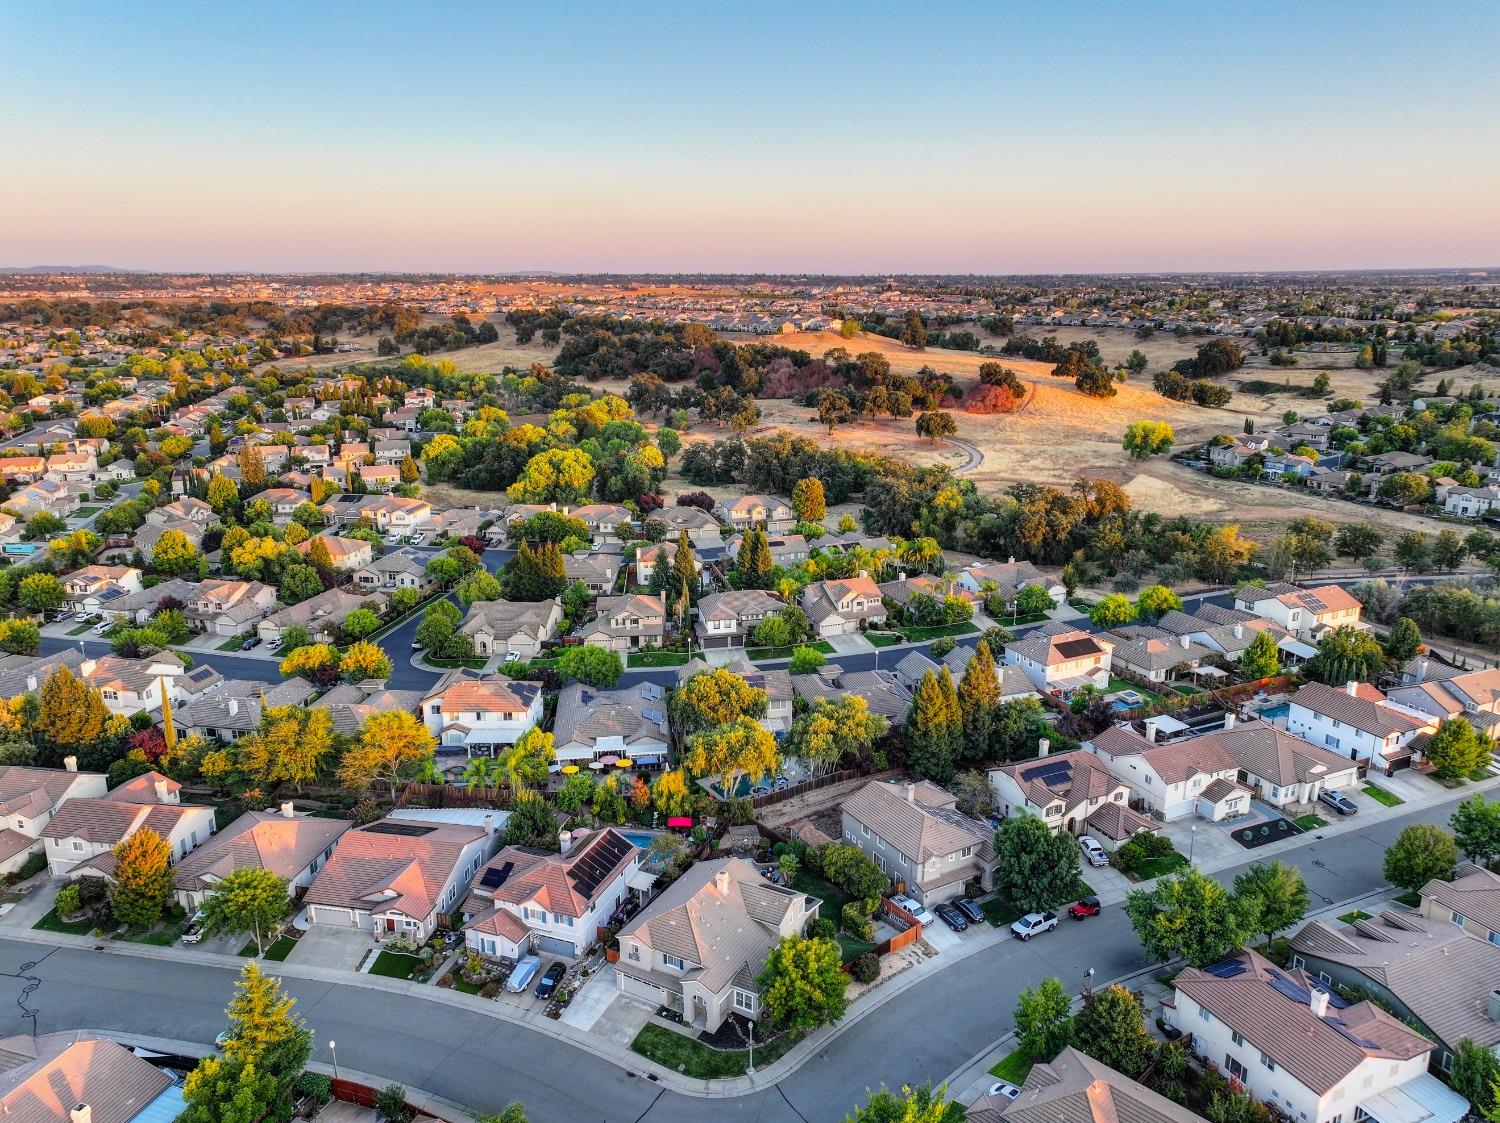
[670,531,698,601]
[737,528,773,589]
[906,669,959,783]
[307,536,334,571]
[399,454,420,483]
[109,827,174,927]
[158,676,178,755]
[791,477,826,522]
[957,641,1000,764]
[221,961,311,1087]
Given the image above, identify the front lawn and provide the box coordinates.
[74,506,103,518]
[980,897,1022,927]
[988,1048,1034,1086]
[627,650,691,668]
[1362,783,1405,808]
[1127,853,1189,880]
[368,950,423,979]
[745,640,835,661]
[241,935,297,961]
[630,1023,798,1080]
[1337,909,1372,925]
[865,631,904,648]
[217,632,255,652]
[66,623,93,636]
[1295,814,1329,830]
[118,911,193,945]
[898,622,977,642]
[424,655,489,669]
[33,907,96,936]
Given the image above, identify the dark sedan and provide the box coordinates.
[535,961,566,1000]
[952,897,984,924]
[934,903,969,932]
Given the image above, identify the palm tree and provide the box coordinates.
[412,758,445,786]
[462,757,501,792]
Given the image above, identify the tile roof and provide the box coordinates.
[1421,863,1500,935]
[551,682,669,754]
[0,766,100,814]
[842,779,990,863]
[994,750,1123,812]
[173,809,350,893]
[304,818,487,920]
[1175,947,1432,1094]
[966,1046,1202,1123]
[1196,720,1359,787]
[1083,801,1157,842]
[1136,736,1238,784]
[469,828,639,918]
[0,1031,172,1123]
[1290,682,1428,738]
[426,678,541,715]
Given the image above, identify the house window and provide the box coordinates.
[1451,910,1467,927]
[733,989,756,1013]
[1291,954,1305,970]
[1260,1052,1276,1072]
[1231,1031,1245,1047]
[663,954,684,971]
[1199,1005,1212,1022]
[72,839,84,852]
[1440,1051,1454,1072]
[1225,1055,1248,1082]
[627,943,640,961]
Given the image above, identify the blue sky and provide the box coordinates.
[2,0,1496,272]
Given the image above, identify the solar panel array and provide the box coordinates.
[567,830,635,899]
[1019,760,1072,786]
[479,860,515,889]
[363,822,436,837]
[1204,959,1247,978]
[187,665,217,683]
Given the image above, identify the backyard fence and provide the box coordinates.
[395,783,513,810]
[744,768,864,808]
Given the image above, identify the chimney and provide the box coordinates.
[154,778,173,803]
[1180,634,1191,649]
[1414,657,1428,682]
[905,782,916,803]
[558,829,573,854]
[63,756,77,773]
[482,814,495,835]
[1008,556,1015,564]
[1222,713,1235,731]
[1345,681,1358,697]
[1145,721,1159,744]
[1037,738,1050,758]
[280,801,295,819]
[715,867,731,896]
[71,1106,91,1123]
[1309,987,1330,1018]
[1233,624,1244,639]
[858,569,868,579]
[1488,989,1500,1024]
[25,675,37,692]
[228,696,239,716]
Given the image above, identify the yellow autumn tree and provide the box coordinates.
[506,448,595,504]
[339,710,436,797]
[682,716,779,800]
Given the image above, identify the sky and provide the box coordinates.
[2,0,1498,275]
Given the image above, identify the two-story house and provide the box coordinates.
[1233,582,1363,643]
[172,804,350,910]
[616,857,816,1032]
[457,598,564,661]
[464,828,642,960]
[578,594,666,652]
[1086,723,1247,821]
[953,559,1065,608]
[420,675,545,757]
[77,652,208,718]
[562,552,621,595]
[989,744,1151,846]
[840,779,993,905]
[1286,681,1433,772]
[717,495,795,534]
[552,681,670,768]
[0,762,108,876]
[62,566,143,617]
[724,532,810,569]
[568,504,634,545]
[256,487,312,526]
[1005,626,1115,697]
[183,578,278,637]
[801,574,887,638]
[257,587,387,646]
[635,540,709,592]
[694,589,783,649]
[351,548,434,595]
[654,504,724,549]
[297,534,373,572]
[42,772,217,876]
[1419,862,1500,944]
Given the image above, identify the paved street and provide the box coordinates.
[0,790,1467,1123]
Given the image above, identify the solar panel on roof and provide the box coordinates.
[567,830,634,899]
[1328,1022,1379,1050]
[1204,959,1246,978]
[1267,971,1310,1005]
[188,666,216,682]
[479,860,514,889]
[362,822,436,837]
[643,708,664,724]
[1019,761,1072,785]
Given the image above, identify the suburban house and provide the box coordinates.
[175,677,319,742]
[463,827,643,960]
[1386,665,1500,735]
[615,856,816,1032]
[0,763,108,875]
[717,494,795,534]
[791,665,913,723]
[693,589,782,649]
[420,675,545,756]
[304,815,500,938]
[297,534,373,571]
[1420,862,1500,944]
[256,587,387,645]
[257,487,311,525]
[1198,719,1361,808]
[840,779,993,905]
[965,1046,1203,1123]
[42,772,217,876]
[1005,626,1115,697]
[635,540,707,590]
[577,593,666,652]
[172,803,350,910]
[1206,435,1271,469]
[183,578,277,636]
[801,574,887,638]
[940,644,1041,702]
[1289,906,1500,1074]
[988,745,1150,845]
[352,548,434,594]
[1440,482,1500,518]
[0,1031,186,1123]
[878,573,973,615]
[358,464,401,491]
[319,493,431,533]
[654,504,723,548]
[953,559,1065,608]
[456,598,563,660]
[551,681,671,768]
[725,531,809,568]
[1169,948,1461,1123]
[1233,582,1364,642]
[77,652,207,718]
[563,551,621,595]
[1109,633,1216,684]
[1286,681,1433,772]
[678,658,795,736]
[62,565,142,615]
[568,503,634,545]
[1086,723,1248,822]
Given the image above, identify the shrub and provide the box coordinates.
[841,901,875,942]
[807,917,838,941]
[929,636,956,657]
[374,1084,411,1123]
[350,799,383,825]
[850,953,880,984]
[55,883,82,916]
[294,1073,332,1108]
[479,981,501,999]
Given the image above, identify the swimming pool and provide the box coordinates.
[619,830,658,850]
[1259,703,1290,721]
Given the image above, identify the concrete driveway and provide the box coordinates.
[286,925,372,971]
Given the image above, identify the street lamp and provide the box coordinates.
[1082,967,1095,999]
[1189,825,1197,865]
[746,1018,755,1074]
[328,1041,339,1081]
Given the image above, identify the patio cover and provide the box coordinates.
[1359,1073,1467,1123]
[626,868,658,892]
[1191,665,1228,678]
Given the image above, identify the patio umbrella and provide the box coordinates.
[600,755,620,766]
[588,761,604,770]
[615,758,632,768]
[560,765,579,775]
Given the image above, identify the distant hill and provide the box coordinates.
[0,265,133,274]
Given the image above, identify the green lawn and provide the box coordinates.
[1362,783,1405,807]
[33,907,95,936]
[988,1048,1034,1086]
[744,640,835,661]
[368,950,423,979]
[791,871,852,918]
[1296,814,1329,830]
[1172,683,1206,697]
[66,623,92,636]
[217,632,254,651]
[241,935,296,960]
[119,914,193,945]
[1337,909,1372,925]
[424,655,490,669]
[865,631,904,648]
[1126,853,1189,881]
[630,1023,798,1079]
[1107,676,1163,703]
[836,936,876,964]
[1394,890,1421,908]
[899,622,978,642]
[627,650,691,668]
[75,506,103,518]
[980,897,1023,927]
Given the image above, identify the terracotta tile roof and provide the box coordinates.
[1291,682,1428,738]
[1198,720,1357,787]
[995,750,1122,812]
[1174,947,1432,1094]
[966,1046,1202,1123]
[1139,737,1238,785]
[470,828,639,919]
[304,818,485,920]
[173,810,350,893]
[0,1031,171,1123]
[1082,802,1157,842]
[428,678,541,716]
[0,766,99,813]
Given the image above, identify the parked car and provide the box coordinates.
[214,1029,234,1049]
[180,911,206,943]
[1079,836,1109,867]
[953,897,984,924]
[53,611,73,623]
[890,894,935,926]
[92,621,112,635]
[410,533,427,545]
[411,641,423,651]
[987,1081,1022,1102]
[1319,789,1358,816]
[1068,896,1102,920]
[934,903,969,932]
[535,961,566,1000]
[1010,911,1059,941]
[503,651,520,663]
[506,954,542,992]
[240,637,260,650]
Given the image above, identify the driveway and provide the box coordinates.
[286,925,372,971]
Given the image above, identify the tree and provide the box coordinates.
[1425,717,1490,781]
[993,814,1083,914]
[553,644,623,687]
[237,705,334,791]
[672,668,768,736]
[1306,625,1386,684]
[399,454,420,484]
[1071,984,1154,1078]
[905,668,962,783]
[651,769,691,818]
[109,826,174,927]
[506,540,568,601]
[1239,629,1281,679]
[1014,585,1053,616]
[207,474,239,514]
[375,1086,412,1123]
[956,640,1000,764]
[340,710,437,797]
[16,572,63,613]
[915,411,956,443]
[782,695,887,777]
[341,607,380,641]
[1232,860,1309,945]
[1377,471,1432,507]
[1124,868,1261,968]
[1449,1037,1500,1117]
[1451,794,1500,865]
[279,564,323,604]
[201,867,287,954]
[35,667,112,754]
[221,960,310,1093]
[1121,421,1174,460]
[0,618,40,655]
[456,568,502,607]
[507,448,595,504]
[1383,823,1459,893]
[1135,584,1181,620]
[180,1053,278,1123]
[237,445,267,486]
[1433,528,1469,572]
[670,532,699,600]
[475,1107,530,1123]
[502,790,558,849]
[151,529,201,576]
[1089,593,1137,629]
[1013,977,1073,1062]
[758,934,848,1032]
[843,1083,963,1123]
[683,717,778,797]
[1383,617,1422,663]
[1393,531,1433,572]
[1335,523,1383,560]
[900,310,927,349]
[791,476,827,523]
[279,643,337,680]
[788,645,825,674]
[735,528,774,588]
[340,640,392,682]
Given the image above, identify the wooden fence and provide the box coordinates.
[329,1078,442,1122]
[395,783,513,810]
[746,768,863,809]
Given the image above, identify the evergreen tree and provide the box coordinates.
[35,667,112,756]
[670,531,698,602]
[1384,617,1422,663]
[906,669,960,783]
[1239,628,1281,680]
[956,641,1000,764]
[1071,985,1154,1078]
[736,528,774,589]
[791,477,827,522]
[109,827,174,927]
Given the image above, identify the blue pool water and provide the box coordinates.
[1109,700,1136,714]
[1260,703,1290,720]
[619,830,657,849]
